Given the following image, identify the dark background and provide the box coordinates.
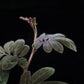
[0,0,82,84]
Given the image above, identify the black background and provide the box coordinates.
[0,0,82,84]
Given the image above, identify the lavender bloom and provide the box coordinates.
[32,33,77,53]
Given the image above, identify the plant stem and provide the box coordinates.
[26,48,35,70]
[24,25,37,72]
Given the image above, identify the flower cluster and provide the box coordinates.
[32,33,77,53]
[19,16,37,28]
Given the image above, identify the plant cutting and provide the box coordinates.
[0,16,77,84]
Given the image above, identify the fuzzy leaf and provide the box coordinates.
[26,71,32,84]
[0,61,2,69]
[32,33,45,49]
[1,55,18,70]
[0,69,9,84]
[20,71,32,84]
[55,37,77,52]
[32,67,55,84]
[13,39,25,56]
[0,46,5,58]
[49,40,64,54]
[40,81,68,84]
[53,33,66,38]
[18,45,30,57]
[32,42,42,50]
[18,57,27,69]
[4,41,14,55]
[43,41,52,53]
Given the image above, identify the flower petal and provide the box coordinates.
[43,42,52,53]
[54,37,77,52]
[49,40,64,53]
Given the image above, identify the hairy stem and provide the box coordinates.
[24,26,37,72]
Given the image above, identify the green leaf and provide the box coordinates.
[43,42,52,53]
[13,39,25,56]
[40,81,68,84]
[20,71,32,84]
[0,61,2,69]
[49,40,64,54]
[18,45,30,57]
[18,57,27,69]
[26,71,32,84]
[1,55,18,70]
[32,67,55,84]
[55,37,77,52]
[0,46,5,58]
[0,69,9,84]
[4,41,14,55]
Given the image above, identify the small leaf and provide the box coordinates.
[18,57,27,69]
[20,71,32,84]
[32,42,42,50]
[40,81,68,84]
[53,33,66,38]
[43,41,52,53]
[26,71,32,84]
[0,61,2,69]
[0,46,5,58]
[13,39,25,56]
[49,40,64,54]
[32,33,46,49]
[18,45,30,57]
[0,69,9,84]
[0,46,5,53]
[32,67,55,84]
[55,37,77,52]
[1,55,18,70]
[4,41,14,55]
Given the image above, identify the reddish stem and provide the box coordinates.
[24,26,37,72]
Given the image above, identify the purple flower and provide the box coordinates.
[32,33,77,53]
